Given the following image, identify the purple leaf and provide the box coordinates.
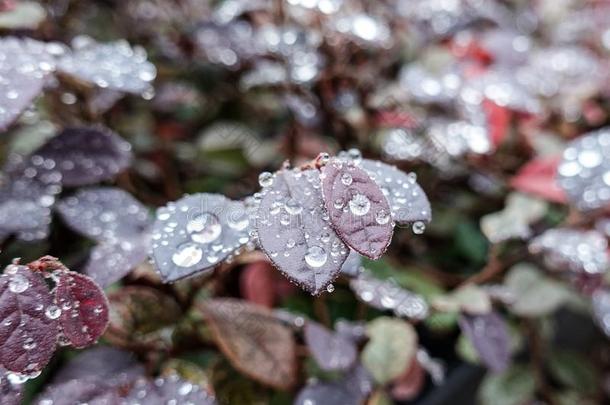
[0,66,44,133]
[294,364,373,405]
[84,236,149,288]
[55,271,109,349]
[123,374,217,405]
[340,249,363,277]
[32,126,132,187]
[321,159,393,259]
[255,168,348,295]
[304,321,357,371]
[34,376,121,405]
[0,265,58,374]
[592,289,610,337]
[350,274,428,320]
[151,193,251,282]
[359,159,431,225]
[458,312,511,373]
[56,187,151,242]
[0,368,22,405]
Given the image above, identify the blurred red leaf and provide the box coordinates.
[510,155,567,203]
[483,99,512,148]
[391,357,425,401]
[240,261,275,308]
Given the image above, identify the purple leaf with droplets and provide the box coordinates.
[151,193,251,282]
[304,321,357,371]
[294,364,374,405]
[255,169,348,295]
[84,236,149,288]
[0,66,44,133]
[321,159,393,259]
[335,319,368,343]
[32,126,132,187]
[55,271,109,349]
[34,376,121,405]
[592,289,610,337]
[123,374,217,405]
[458,312,511,373]
[0,265,58,374]
[56,187,151,242]
[0,368,22,405]
[340,249,363,277]
[350,274,428,320]
[359,159,431,225]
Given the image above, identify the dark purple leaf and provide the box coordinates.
[84,236,149,288]
[592,289,610,337]
[0,265,57,374]
[359,159,431,225]
[294,364,373,405]
[56,187,151,242]
[55,271,109,348]
[123,374,217,405]
[255,168,348,295]
[151,193,251,282]
[34,376,120,405]
[458,312,511,373]
[0,66,44,133]
[0,368,22,405]
[335,319,367,343]
[32,126,132,187]
[304,321,357,371]
[321,159,393,259]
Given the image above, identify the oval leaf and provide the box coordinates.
[321,159,393,259]
[123,374,216,405]
[32,126,132,187]
[0,265,57,374]
[359,159,431,225]
[294,364,373,405]
[198,298,297,390]
[35,376,120,405]
[510,156,567,203]
[84,236,149,288]
[255,169,348,295]
[458,312,511,373]
[55,271,109,348]
[152,193,251,282]
[304,321,357,372]
[0,65,44,133]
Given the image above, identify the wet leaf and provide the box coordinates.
[197,298,297,390]
[321,159,393,259]
[340,249,363,277]
[304,321,357,371]
[56,187,151,242]
[478,365,536,405]
[151,193,251,282]
[391,357,425,401]
[505,264,569,317]
[34,376,121,405]
[510,156,567,203]
[548,351,598,395]
[293,364,373,405]
[84,236,149,288]
[359,159,431,225]
[0,265,57,374]
[123,374,216,405]
[55,271,109,348]
[255,169,348,295]
[458,312,510,373]
[32,126,132,187]
[362,317,417,384]
[0,65,44,133]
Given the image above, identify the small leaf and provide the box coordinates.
[478,365,536,405]
[55,271,109,348]
[57,187,151,242]
[84,236,149,288]
[0,64,44,133]
[505,264,569,317]
[391,357,425,401]
[510,156,567,203]
[321,159,393,259]
[304,321,357,372]
[548,351,598,395]
[359,159,431,225]
[458,312,510,373]
[294,364,373,405]
[197,298,297,390]
[362,317,417,384]
[0,265,57,374]
[152,193,251,282]
[32,126,132,187]
[239,261,275,308]
[123,374,216,405]
[255,169,348,295]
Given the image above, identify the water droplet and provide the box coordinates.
[8,274,29,293]
[334,198,345,209]
[45,305,61,319]
[23,337,36,350]
[375,209,390,225]
[341,173,353,186]
[286,238,296,249]
[326,284,335,293]
[258,171,274,187]
[347,148,362,163]
[318,153,330,165]
[305,246,328,268]
[227,210,249,231]
[285,198,303,215]
[407,172,417,183]
[187,213,222,244]
[348,193,371,216]
[172,243,203,267]
[412,221,426,234]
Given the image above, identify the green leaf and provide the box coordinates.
[505,264,569,317]
[478,365,536,405]
[454,221,489,265]
[362,317,417,384]
[548,351,599,395]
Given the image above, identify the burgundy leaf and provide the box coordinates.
[84,236,149,288]
[458,312,510,373]
[321,159,393,259]
[57,187,151,242]
[391,357,425,401]
[123,374,216,405]
[0,66,44,133]
[304,321,357,371]
[359,159,431,225]
[294,364,373,405]
[255,168,348,295]
[151,193,251,282]
[55,271,109,348]
[0,265,58,374]
[32,126,132,187]
[0,368,22,405]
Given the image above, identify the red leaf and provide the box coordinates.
[240,261,276,308]
[321,159,393,259]
[510,156,567,203]
[391,357,425,401]
[483,99,512,148]
[0,265,58,374]
[55,271,109,348]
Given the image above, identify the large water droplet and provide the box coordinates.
[187,213,222,244]
[227,210,249,231]
[172,243,203,267]
[348,193,371,216]
[347,148,362,163]
[341,173,353,186]
[8,273,29,293]
[305,246,328,268]
[412,221,426,234]
[45,305,61,319]
[258,171,274,187]
[285,198,303,215]
[375,209,390,225]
